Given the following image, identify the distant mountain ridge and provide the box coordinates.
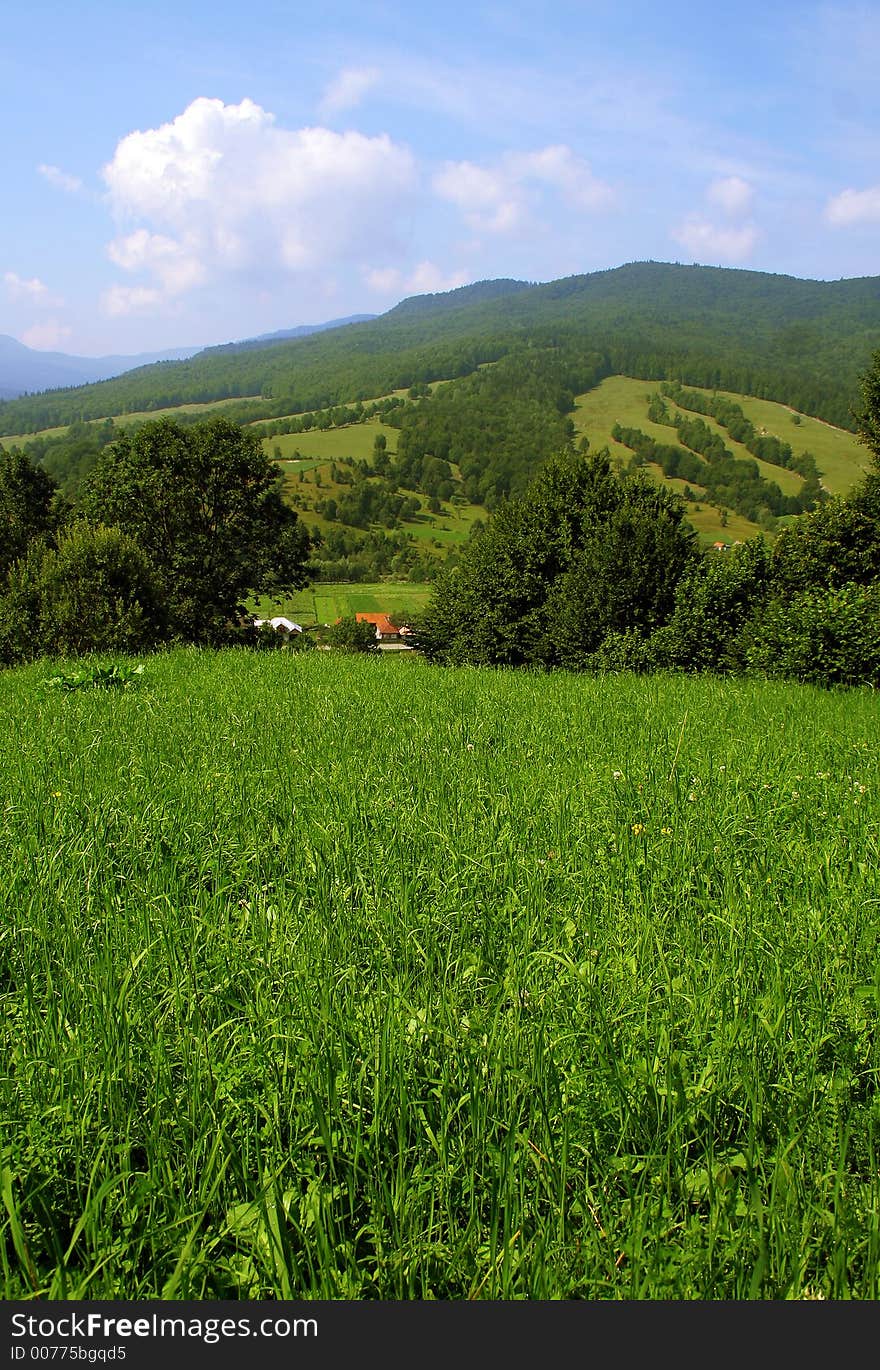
[201,315,378,356]
[0,314,379,400]
[0,335,206,400]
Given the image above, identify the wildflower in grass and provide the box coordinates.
[612,770,624,780]
[660,826,673,835]
[631,823,645,835]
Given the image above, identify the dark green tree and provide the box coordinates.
[770,494,880,593]
[80,418,311,642]
[856,345,880,466]
[415,450,696,667]
[326,616,379,652]
[0,446,65,584]
[0,523,164,663]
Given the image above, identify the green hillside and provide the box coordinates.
[3,261,879,434]
[573,376,870,543]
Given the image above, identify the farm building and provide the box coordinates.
[355,613,403,642]
[253,616,303,636]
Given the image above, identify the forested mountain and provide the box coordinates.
[200,314,378,355]
[2,262,878,434]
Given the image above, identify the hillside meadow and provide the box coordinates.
[573,376,869,544]
[2,649,878,1299]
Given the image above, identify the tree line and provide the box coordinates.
[0,419,311,663]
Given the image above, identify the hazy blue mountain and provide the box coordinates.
[0,334,203,399]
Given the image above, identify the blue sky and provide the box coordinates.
[2,0,878,355]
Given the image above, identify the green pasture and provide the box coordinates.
[573,376,869,544]
[250,581,432,625]
[2,650,879,1298]
[112,396,264,425]
[710,388,872,495]
[1,396,265,446]
[574,376,866,495]
[261,420,399,463]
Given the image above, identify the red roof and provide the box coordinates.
[356,612,398,636]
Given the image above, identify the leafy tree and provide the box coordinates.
[770,494,880,593]
[740,582,880,687]
[416,450,696,667]
[80,418,311,642]
[0,523,164,663]
[648,538,773,674]
[0,446,65,584]
[856,345,880,467]
[326,616,379,652]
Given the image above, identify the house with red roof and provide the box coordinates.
[356,612,402,642]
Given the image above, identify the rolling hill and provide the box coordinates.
[2,261,878,434]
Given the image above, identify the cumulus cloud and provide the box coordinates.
[101,97,417,310]
[21,319,72,350]
[825,185,880,225]
[38,163,83,193]
[433,145,613,234]
[707,176,754,217]
[100,285,163,317]
[4,271,64,308]
[319,66,381,116]
[107,229,207,295]
[671,176,758,264]
[671,217,759,263]
[365,261,470,296]
[5,271,50,302]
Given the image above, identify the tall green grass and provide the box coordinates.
[2,651,878,1298]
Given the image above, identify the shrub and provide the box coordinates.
[0,523,165,663]
[740,581,880,687]
[648,537,773,674]
[326,616,379,652]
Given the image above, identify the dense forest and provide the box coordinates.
[2,262,879,434]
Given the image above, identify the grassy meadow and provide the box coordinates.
[2,649,878,1299]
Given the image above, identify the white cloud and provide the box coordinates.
[319,66,381,116]
[101,97,417,308]
[707,176,754,218]
[21,319,72,350]
[825,185,880,226]
[366,261,470,296]
[433,144,613,234]
[100,285,163,317]
[4,271,51,303]
[433,162,521,233]
[671,216,759,263]
[107,229,206,295]
[671,176,759,264]
[38,163,83,194]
